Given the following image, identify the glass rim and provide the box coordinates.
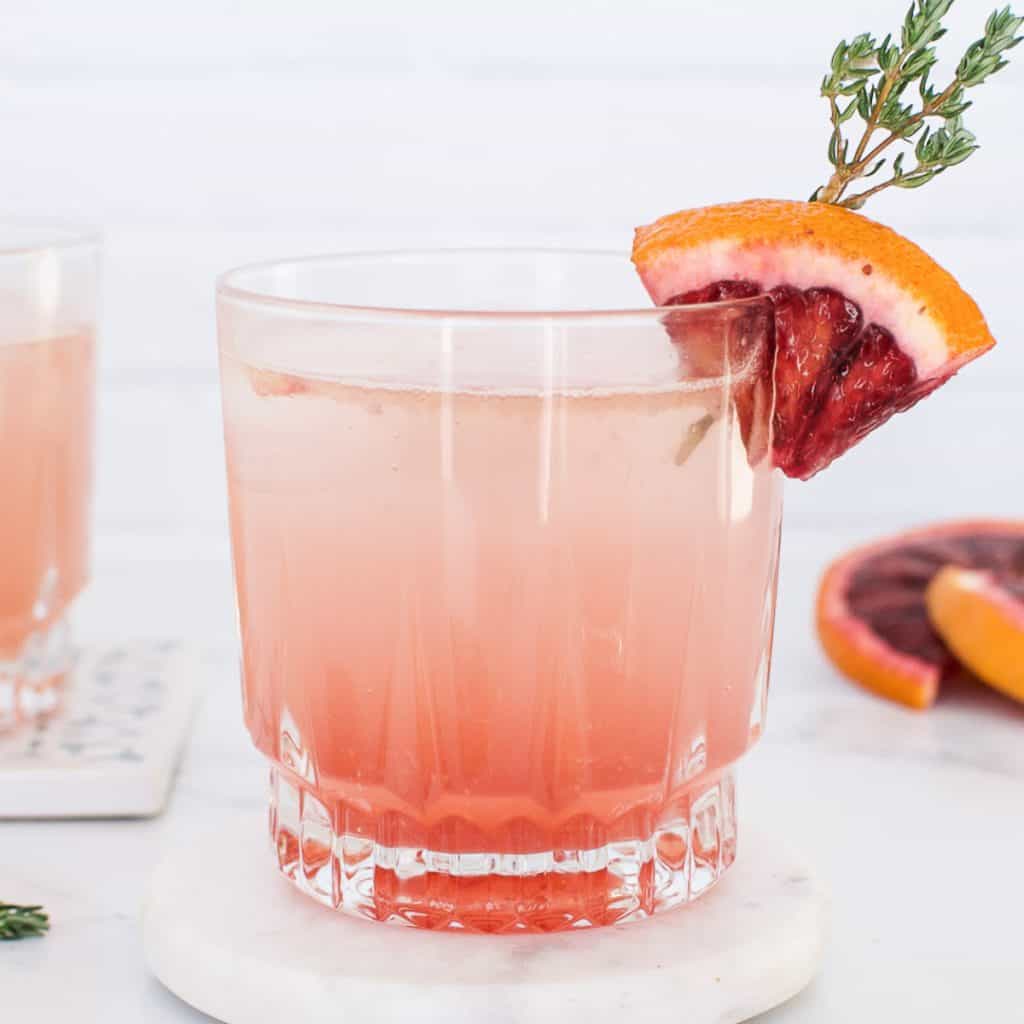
[0,218,101,258]
[216,247,771,323]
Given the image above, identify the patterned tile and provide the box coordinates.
[0,642,205,819]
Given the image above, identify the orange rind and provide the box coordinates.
[815,521,1024,709]
[927,566,1024,705]
[632,199,996,478]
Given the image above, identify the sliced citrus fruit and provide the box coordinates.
[816,521,1024,710]
[632,199,996,479]
[927,566,1024,705]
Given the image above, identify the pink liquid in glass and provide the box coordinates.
[221,352,782,930]
[0,331,95,665]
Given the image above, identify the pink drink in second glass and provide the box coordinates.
[0,229,97,727]
[0,333,95,659]
[218,252,782,931]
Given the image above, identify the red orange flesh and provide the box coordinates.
[816,521,1024,709]
[632,199,996,478]
[927,566,1024,705]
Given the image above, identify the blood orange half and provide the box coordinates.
[632,199,996,479]
[817,521,1024,709]
[927,565,1024,706]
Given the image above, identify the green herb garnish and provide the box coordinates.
[0,902,49,940]
[675,414,716,466]
[812,1,1022,208]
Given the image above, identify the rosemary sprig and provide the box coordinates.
[0,902,49,940]
[812,1,1022,209]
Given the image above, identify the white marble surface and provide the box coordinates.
[2,535,1024,1021]
[143,818,827,1024]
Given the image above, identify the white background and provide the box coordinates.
[3,0,1022,566]
[2,2,1024,1020]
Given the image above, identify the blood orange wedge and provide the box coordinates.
[816,521,1024,710]
[927,565,1024,706]
[632,199,996,479]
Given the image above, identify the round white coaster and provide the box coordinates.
[144,818,828,1024]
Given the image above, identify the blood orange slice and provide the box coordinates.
[816,521,1024,710]
[927,565,1024,705]
[632,199,996,479]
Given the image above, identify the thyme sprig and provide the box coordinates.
[812,1,1022,208]
[0,902,49,940]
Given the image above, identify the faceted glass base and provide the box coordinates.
[0,616,75,731]
[268,765,738,932]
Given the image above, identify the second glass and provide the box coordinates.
[0,225,98,729]
[216,250,782,931]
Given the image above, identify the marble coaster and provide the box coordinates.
[0,641,205,819]
[144,816,828,1024]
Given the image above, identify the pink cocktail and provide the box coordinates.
[0,227,98,728]
[217,251,781,930]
